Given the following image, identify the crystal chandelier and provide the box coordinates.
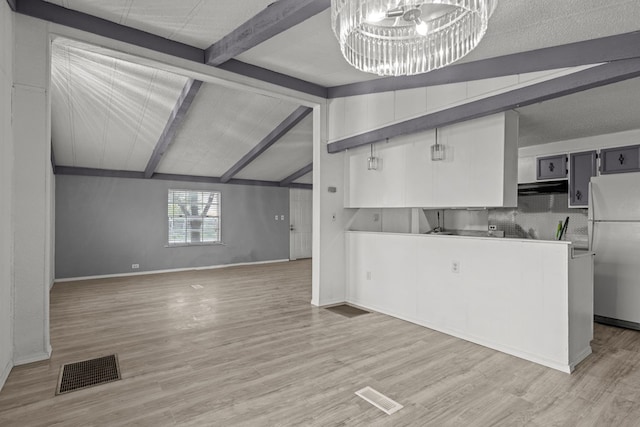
[331,0,498,76]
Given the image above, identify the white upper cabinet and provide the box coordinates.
[344,112,518,208]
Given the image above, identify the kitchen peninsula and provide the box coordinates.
[345,231,594,373]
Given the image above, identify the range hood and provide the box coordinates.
[518,180,568,195]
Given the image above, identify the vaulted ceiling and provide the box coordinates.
[15,0,640,185]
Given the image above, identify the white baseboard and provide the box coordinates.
[346,298,574,374]
[13,345,52,366]
[54,259,290,283]
[313,299,346,308]
[0,359,12,391]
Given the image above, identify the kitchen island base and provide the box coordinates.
[346,232,594,373]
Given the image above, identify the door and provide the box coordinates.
[569,150,597,207]
[600,145,640,174]
[289,188,312,260]
[590,174,640,221]
[537,154,567,180]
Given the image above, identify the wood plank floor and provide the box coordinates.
[2,259,640,426]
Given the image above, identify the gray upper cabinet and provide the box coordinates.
[537,154,567,180]
[600,145,640,174]
[569,150,597,207]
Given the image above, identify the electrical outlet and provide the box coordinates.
[366,271,372,280]
[281,215,285,220]
[275,215,279,220]
[489,225,497,231]
[132,264,140,269]
[451,261,460,274]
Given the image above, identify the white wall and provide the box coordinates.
[328,67,592,143]
[12,14,53,365]
[0,0,15,389]
[312,104,351,306]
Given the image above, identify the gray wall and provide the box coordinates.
[55,175,291,279]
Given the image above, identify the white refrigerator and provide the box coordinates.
[589,173,640,330]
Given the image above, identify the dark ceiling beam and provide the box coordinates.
[289,183,312,190]
[55,166,312,189]
[14,0,325,98]
[16,0,203,62]
[217,60,327,98]
[220,106,312,183]
[328,31,640,98]
[280,163,312,187]
[144,79,203,178]
[328,58,640,153]
[6,0,16,11]
[205,0,331,66]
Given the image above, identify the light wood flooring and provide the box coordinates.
[2,259,640,426]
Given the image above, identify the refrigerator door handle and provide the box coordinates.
[588,181,594,221]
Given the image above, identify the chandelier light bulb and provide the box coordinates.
[366,10,387,23]
[415,19,429,36]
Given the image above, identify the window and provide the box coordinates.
[168,189,220,245]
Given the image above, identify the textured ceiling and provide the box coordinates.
[46,0,640,184]
[155,82,301,179]
[517,77,640,147]
[50,39,189,171]
[44,0,273,49]
[238,0,640,87]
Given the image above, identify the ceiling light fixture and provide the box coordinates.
[431,128,444,161]
[367,143,379,170]
[331,0,498,76]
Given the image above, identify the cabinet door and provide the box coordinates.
[600,145,640,174]
[569,150,597,207]
[537,154,567,180]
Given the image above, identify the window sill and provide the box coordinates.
[165,242,225,248]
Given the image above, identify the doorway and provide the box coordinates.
[289,188,312,260]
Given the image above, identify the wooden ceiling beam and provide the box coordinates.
[328,31,640,98]
[205,0,331,66]
[220,106,312,183]
[280,163,312,187]
[144,79,203,178]
[55,167,312,189]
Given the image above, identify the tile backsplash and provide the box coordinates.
[489,193,589,248]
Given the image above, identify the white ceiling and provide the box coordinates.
[155,83,302,179]
[47,0,640,185]
[44,0,274,49]
[51,39,189,171]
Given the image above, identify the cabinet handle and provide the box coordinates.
[619,154,625,165]
[576,190,582,200]
[548,162,555,172]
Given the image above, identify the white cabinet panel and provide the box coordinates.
[346,232,592,373]
[345,112,518,208]
[404,136,435,207]
[346,142,406,207]
[394,87,428,121]
[518,156,536,183]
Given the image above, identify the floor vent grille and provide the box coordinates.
[56,354,121,395]
[326,304,370,318]
[355,386,403,415]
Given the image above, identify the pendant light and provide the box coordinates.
[367,143,379,170]
[431,128,445,161]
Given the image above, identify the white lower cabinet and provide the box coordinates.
[346,231,594,373]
